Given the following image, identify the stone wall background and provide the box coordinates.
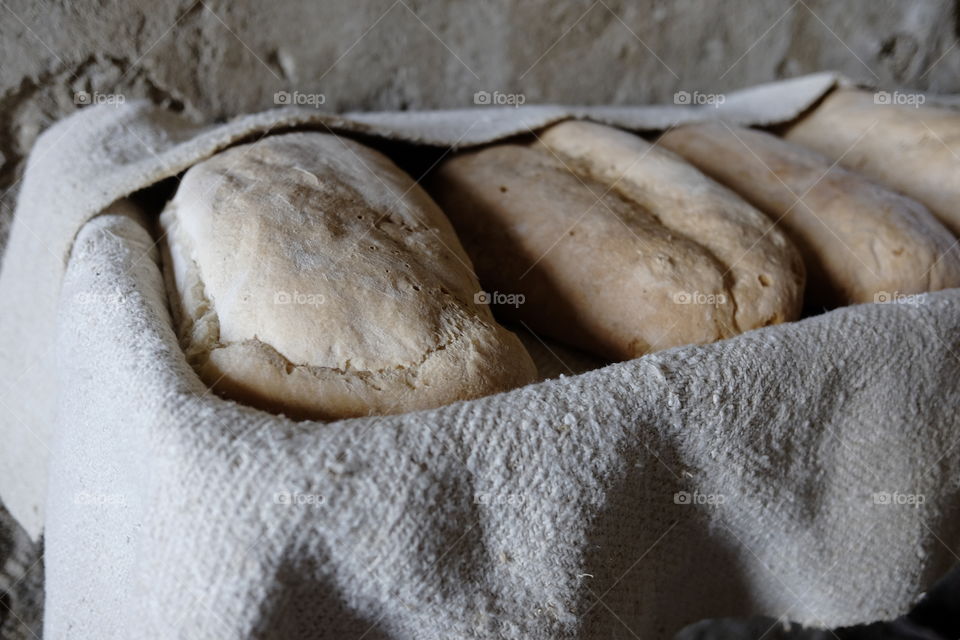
[3,0,960,637]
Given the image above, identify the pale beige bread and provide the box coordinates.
[160,131,537,421]
[426,121,805,361]
[536,121,805,330]
[784,87,960,236]
[659,122,960,307]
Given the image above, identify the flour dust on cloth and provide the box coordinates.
[1,73,959,639]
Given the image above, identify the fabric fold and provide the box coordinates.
[6,72,960,637]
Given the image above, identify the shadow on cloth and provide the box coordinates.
[577,428,753,638]
[250,553,391,640]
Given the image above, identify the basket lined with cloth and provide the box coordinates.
[1,72,959,638]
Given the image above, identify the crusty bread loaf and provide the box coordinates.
[160,131,537,420]
[660,122,960,307]
[426,120,805,361]
[784,87,960,236]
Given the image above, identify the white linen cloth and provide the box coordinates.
[2,72,958,638]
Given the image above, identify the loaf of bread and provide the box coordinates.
[659,122,960,307]
[784,88,960,235]
[160,132,537,420]
[426,120,805,361]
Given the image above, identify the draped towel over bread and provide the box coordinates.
[2,72,960,639]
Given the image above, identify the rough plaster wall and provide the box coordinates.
[2,0,960,246]
[2,0,960,636]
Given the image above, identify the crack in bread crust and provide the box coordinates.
[159,131,538,419]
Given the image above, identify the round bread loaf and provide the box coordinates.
[160,131,537,420]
